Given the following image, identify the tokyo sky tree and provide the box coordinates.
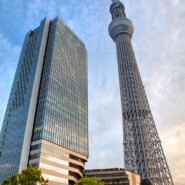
[108,0,174,184]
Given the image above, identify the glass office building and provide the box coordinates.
[0,17,88,185]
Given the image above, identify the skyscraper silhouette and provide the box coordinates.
[108,0,173,184]
[0,17,88,184]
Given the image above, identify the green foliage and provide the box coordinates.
[2,164,49,185]
[1,174,19,185]
[141,179,153,185]
[75,176,104,185]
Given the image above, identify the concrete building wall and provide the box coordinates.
[126,170,141,185]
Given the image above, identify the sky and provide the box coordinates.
[0,0,185,184]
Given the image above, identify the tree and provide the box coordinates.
[1,174,19,185]
[75,176,104,185]
[2,164,49,185]
[141,179,153,185]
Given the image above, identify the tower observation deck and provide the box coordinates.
[108,0,174,184]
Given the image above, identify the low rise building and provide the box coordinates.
[84,168,140,185]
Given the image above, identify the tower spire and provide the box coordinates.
[110,0,126,20]
[112,0,120,2]
[108,1,174,185]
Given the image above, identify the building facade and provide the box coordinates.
[108,0,174,184]
[85,168,140,185]
[0,17,88,185]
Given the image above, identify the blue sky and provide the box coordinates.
[0,0,185,184]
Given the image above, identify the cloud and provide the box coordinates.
[161,123,185,185]
[0,0,185,184]
[86,121,123,169]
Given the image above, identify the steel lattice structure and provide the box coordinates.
[108,0,174,184]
